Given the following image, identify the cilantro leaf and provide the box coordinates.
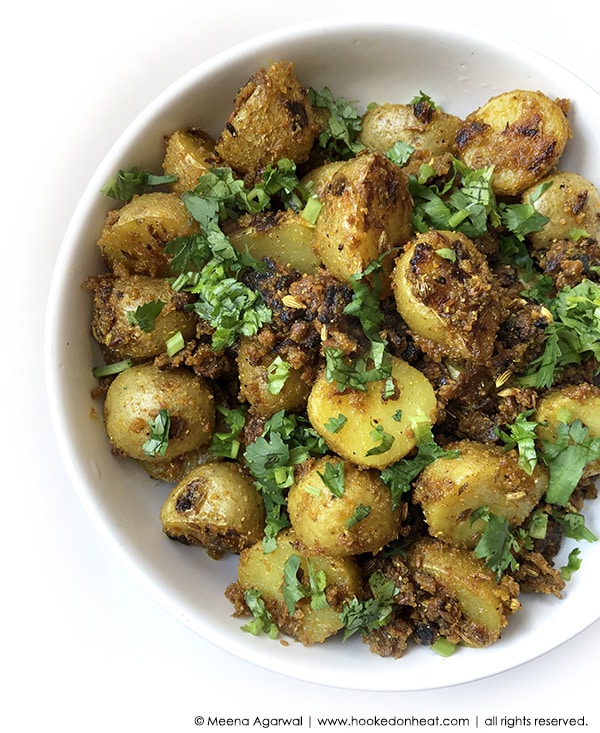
[101,168,177,201]
[209,405,246,460]
[266,356,291,395]
[496,410,539,475]
[471,507,520,580]
[282,555,329,615]
[241,589,278,638]
[127,300,165,332]
[560,548,582,581]
[339,572,398,640]
[346,504,371,528]
[365,422,395,456]
[308,86,364,160]
[142,409,170,457]
[317,460,345,498]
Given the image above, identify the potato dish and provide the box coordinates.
[86,61,600,659]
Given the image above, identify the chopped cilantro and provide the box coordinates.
[209,405,246,460]
[471,507,520,580]
[266,356,291,395]
[386,140,415,167]
[324,414,347,434]
[308,86,364,160]
[101,168,177,201]
[127,300,165,332]
[560,548,582,581]
[365,422,395,456]
[317,460,345,498]
[554,511,598,543]
[496,410,539,475]
[241,589,278,638]
[282,555,328,615]
[339,572,398,640]
[346,504,371,528]
[435,247,457,263]
[142,409,170,458]
[410,91,438,109]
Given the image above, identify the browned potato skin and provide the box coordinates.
[522,171,600,249]
[413,440,549,549]
[407,538,520,647]
[97,192,198,276]
[215,61,320,179]
[456,90,572,196]
[88,274,196,361]
[391,230,501,364]
[160,462,265,558]
[162,128,217,195]
[287,457,402,556]
[312,152,413,284]
[359,102,462,156]
[104,364,215,462]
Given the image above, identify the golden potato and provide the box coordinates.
[236,528,362,645]
[214,61,319,178]
[407,538,521,647]
[391,230,501,364]
[413,440,549,549]
[455,90,571,196]
[159,462,265,557]
[288,456,402,556]
[359,102,462,157]
[311,152,413,284]
[236,336,311,417]
[224,210,320,274]
[522,171,600,249]
[88,274,196,361]
[104,364,215,462]
[162,128,217,195]
[307,356,437,469]
[97,192,197,276]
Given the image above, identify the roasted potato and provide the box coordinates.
[455,90,571,196]
[97,192,197,276]
[215,61,320,179]
[413,440,549,549]
[359,101,462,157]
[160,462,265,557]
[307,356,438,468]
[391,230,501,364]
[104,364,215,462]
[235,528,362,645]
[287,456,403,556]
[407,538,521,647]
[522,171,600,249]
[88,274,196,361]
[162,128,217,195]
[311,151,413,284]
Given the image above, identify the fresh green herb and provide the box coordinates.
[324,414,347,434]
[431,638,456,657]
[339,572,398,640]
[266,356,291,395]
[410,91,438,109]
[324,348,392,394]
[209,405,246,460]
[365,422,395,456]
[386,140,415,167]
[381,417,460,509]
[142,409,170,458]
[127,300,165,332]
[560,548,582,581]
[554,511,598,543]
[241,589,278,638]
[471,507,520,580]
[570,227,590,242]
[346,504,371,528]
[435,248,457,263]
[101,169,177,200]
[527,509,549,540]
[92,358,133,378]
[282,555,328,615]
[308,86,364,159]
[317,461,345,498]
[165,330,185,357]
[496,410,539,475]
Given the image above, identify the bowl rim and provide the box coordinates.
[45,14,600,691]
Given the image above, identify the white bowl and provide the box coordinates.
[45,15,600,691]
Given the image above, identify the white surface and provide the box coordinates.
[5,0,600,729]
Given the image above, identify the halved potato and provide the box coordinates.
[162,128,217,195]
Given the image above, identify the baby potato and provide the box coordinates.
[236,336,311,417]
[391,230,501,364]
[522,171,600,249]
[307,355,437,469]
[535,383,600,477]
[224,210,321,275]
[215,61,319,178]
[104,363,215,462]
[89,274,196,361]
[407,538,520,647]
[160,462,265,557]
[162,128,217,195]
[236,528,362,645]
[359,102,462,157]
[413,440,549,549]
[312,151,413,284]
[455,89,571,196]
[97,192,198,276]
[288,457,402,556]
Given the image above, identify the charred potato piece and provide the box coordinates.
[359,102,462,157]
[215,61,319,178]
[522,171,600,249]
[455,89,571,196]
[312,152,413,284]
[162,128,217,195]
[97,192,197,276]
[160,462,265,557]
[307,356,437,469]
[288,456,403,556]
[407,538,521,647]
[89,274,196,360]
[236,528,362,645]
[391,230,501,364]
[104,364,215,462]
[413,440,549,549]
[225,210,320,275]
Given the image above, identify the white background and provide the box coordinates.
[4,1,599,730]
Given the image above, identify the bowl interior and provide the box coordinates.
[45,16,600,691]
